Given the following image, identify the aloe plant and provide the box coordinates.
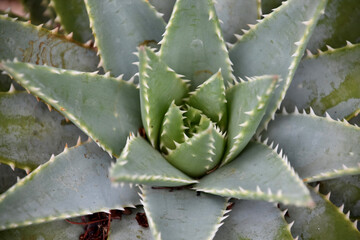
[0,0,359,239]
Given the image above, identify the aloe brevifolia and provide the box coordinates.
[0,0,359,239]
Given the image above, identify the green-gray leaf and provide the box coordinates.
[109,207,153,240]
[0,218,83,240]
[230,0,327,132]
[0,91,87,170]
[187,70,227,131]
[263,113,360,182]
[285,186,360,240]
[166,121,225,178]
[214,0,258,43]
[222,75,277,165]
[159,0,233,89]
[319,175,360,219]
[1,62,142,157]
[85,0,165,79]
[160,102,185,151]
[110,136,198,187]
[141,186,228,240]
[195,141,312,207]
[214,200,293,240]
[50,0,93,43]
[306,0,360,52]
[0,15,98,72]
[282,43,360,120]
[139,46,188,147]
[0,142,140,230]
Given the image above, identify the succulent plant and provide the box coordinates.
[0,0,359,239]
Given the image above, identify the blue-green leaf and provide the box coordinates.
[263,112,360,182]
[110,136,198,187]
[230,0,328,132]
[159,0,233,89]
[0,142,140,230]
[1,62,142,157]
[195,141,312,207]
[141,186,228,240]
[85,0,165,79]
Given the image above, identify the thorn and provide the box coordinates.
[76,136,82,147]
[46,104,52,112]
[64,143,68,152]
[8,84,16,93]
[9,162,15,171]
[65,32,74,40]
[25,168,31,175]
[338,204,344,213]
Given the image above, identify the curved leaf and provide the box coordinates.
[141,186,228,240]
[50,0,93,43]
[187,71,227,131]
[263,113,360,182]
[139,46,188,147]
[0,142,140,230]
[222,75,277,165]
[166,121,225,178]
[285,186,360,240]
[283,43,360,119]
[110,136,198,187]
[214,200,293,240]
[0,91,87,170]
[0,15,98,72]
[196,141,312,207]
[229,0,327,132]
[85,0,165,79]
[160,102,185,151]
[1,62,142,157]
[159,0,233,89]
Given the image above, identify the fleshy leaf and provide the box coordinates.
[109,207,153,240]
[263,112,360,182]
[139,46,188,147]
[149,0,176,22]
[222,75,278,166]
[229,0,327,132]
[319,175,360,219]
[285,186,360,239]
[0,15,98,72]
[214,200,293,240]
[0,164,25,194]
[0,142,140,230]
[141,186,228,240]
[85,0,165,79]
[0,218,83,239]
[51,0,93,43]
[1,62,142,157]
[214,0,258,43]
[110,136,198,187]
[166,121,225,178]
[307,0,360,52]
[160,102,185,151]
[159,0,233,89]
[0,91,87,170]
[195,141,312,207]
[283,43,360,120]
[187,70,227,131]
